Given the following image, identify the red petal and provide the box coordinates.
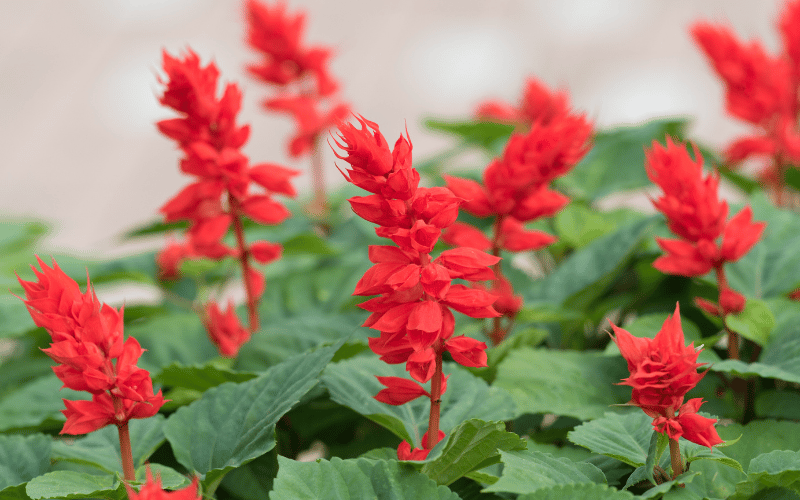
[374,376,430,405]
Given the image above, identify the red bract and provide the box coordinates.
[18,257,164,435]
[157,48,298,346]
[125,467,201,500]
[205,301,252,358]
[646,138,765,321]
[610,303,723,449]
[691,3,800,201]
[444,78,592,344]
[333,115,499,456]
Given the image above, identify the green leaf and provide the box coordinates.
[270,456,461,500]
[559,118,688,201]
[682,437,743,472]
[709,329,800,384]
[731,449,800,499]
[282,233,338,255]
[527,217,655,307]
[219,450,278,500]
[163,342,340,486]
[483,449,605,495]
[322,356,516,446]
[127,312,219,373]
[724,194,800,299]
[683,460,746,500]
[755,390,800,420]
[635,471,700,499]
[554,204,644,249]
[726,299,775,346]
[424,118,515,151]
[516,483,635,500]
[25,471,118,500]
[51,415,166,473]
[154,361,258,392]
[0,434,51,492]
[717,421,800,469]
[0,375,89,432]
[420,420,526,485]
[494,348,629,420]
[567,411,653,467]
[0,294,35,338]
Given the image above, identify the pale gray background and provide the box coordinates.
[0,0,783,255]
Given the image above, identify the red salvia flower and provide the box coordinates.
[444,78,592,344]
[691,3,800,201]
[18,257,165,435]
[609,303,723,449]
[333,115,500,459]
[157,48,298,348]
[646,137,765,320]
[204,301,252,358]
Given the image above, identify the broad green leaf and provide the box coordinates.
[567,411,653,467]
[731,449,800,499]
[516,483,635,500]
[0,434,51,492]
[726,299,775,346]
[164,342,340,487]
[524,440,593,463]
[483,450,605,495]
[51,415,165,473]
[725,194,800,299]
[281,233,338,255]
[635,471,699,499]
[559,118,688,201]
[682,437,743,472]
[321,357,516,446]
[0,375,89,432]
[270,456,461,500]
[554,204,644,249]
[154,361,258,391]
[420,420,526,485]
[494,348,629,420]
[683,460,746,500]
[25,471,118,500]
[219,450,278,500]
[527,217,655,306]
[716,420,800,475]
[0,294,35,338]
[424,118,515,151]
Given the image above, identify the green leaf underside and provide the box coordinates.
[164,342,341,483]
[495,348,629,420]
[568,411,654,467]
[154,362,258,392]
[321,356,516,446]
[0,434,51,491]
[731,449,800,499]
[420,420,526,485]
[269,456,461,500]
[0,374,90,432]
[483,449,606,495]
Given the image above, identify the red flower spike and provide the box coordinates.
[720,206,766,263]
[333,114,393,177]
[719,287,747,316]
[374,376,430,405]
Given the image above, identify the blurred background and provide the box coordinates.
[0,0,784,254]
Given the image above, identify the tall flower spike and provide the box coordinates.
[18,257,165,480]
[334,116,500,460]
[445,77,592,344]
[157,48,298,351]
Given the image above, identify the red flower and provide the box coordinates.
[205,301,252,358]
[475,77,570,128]
[18,257,164,435]
[397,430,446,461]
[610,303,722,449]
[125,467,201,500]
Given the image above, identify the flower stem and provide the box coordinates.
[426,349,444,449]
[112,396,135,482]
[229,194,259,332]
[668,436,683,479]
[490,215,505,345]
[308,135,328,220]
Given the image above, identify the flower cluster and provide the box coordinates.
[245,0,349,158]
[443,78,592,343]
[125,468,200,500]
[333,115,501,459]
[156,48,298,356]
[646,138,765,318]
[692,1,800,196]
[610,303,723,449]
[474,77,571,131]
[17,257,164,435]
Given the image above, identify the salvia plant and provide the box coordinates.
[3,1,800,500]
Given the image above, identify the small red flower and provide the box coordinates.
[397,430,446,461]
[205,301,251,358]
[125,467,201,500]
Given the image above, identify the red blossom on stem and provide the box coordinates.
[609,303,723,474]
[125,467,201,500]
[444,78,592,344]
[156,48,298,356]
[245,0,349,214]
[333,115,500,460]
[691,2,800,203]
[646,137,765,359]
[18,257,165,481]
